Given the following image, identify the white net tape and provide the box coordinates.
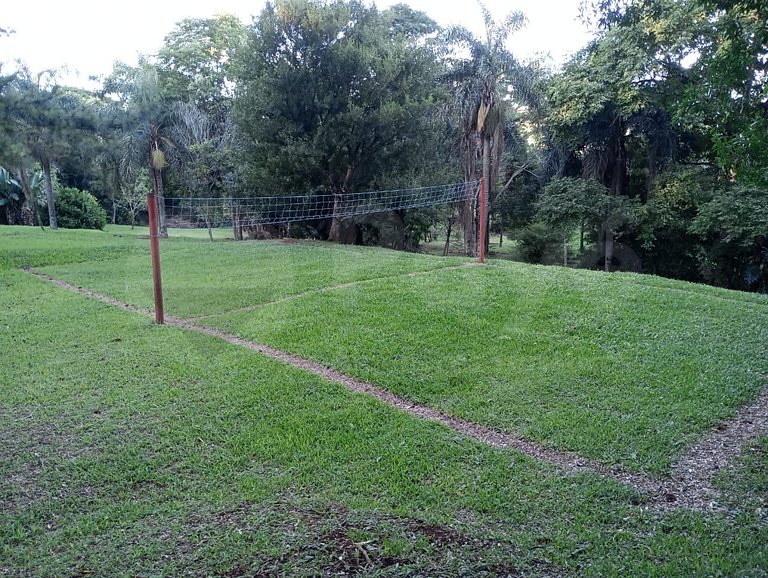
[164,181,479,229]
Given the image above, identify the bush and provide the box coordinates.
[55,187,107,230]
[516,223,564,264]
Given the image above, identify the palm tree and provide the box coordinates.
[3,70,68,229]
[443,5,534,256]
[11,165,45,229]
[169,102,238,240]
[111,63,173,237]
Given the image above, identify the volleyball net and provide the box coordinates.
[163,181,479,229]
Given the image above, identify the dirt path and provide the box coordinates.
[26,268,768,512]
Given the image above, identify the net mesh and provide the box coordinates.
[164,181,479,229]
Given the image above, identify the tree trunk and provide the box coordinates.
[329,165,354,243]
[646,138,658,200]
[111,164,120,225]
[462,197,476,257]
[231,200,242,241]
[42,159,57,230]
[604,123,626,272]
[150,167,167,237]
[480,131,492,256]
[392,210,406,250]
[604,229,614,272]
[156,171,168,238]
[443,215,453,256]
[327,193,344,242]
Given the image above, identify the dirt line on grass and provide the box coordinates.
[26,268,768,512]
[186,262,480,321]
[668,388,768,507]
[26,269,156,316]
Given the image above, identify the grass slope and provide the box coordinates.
[0,226,143,270]
[1,243,767,575]
[28,230,768,474]
[37,232,464,319]
[200,263,767,475]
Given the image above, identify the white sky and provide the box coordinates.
[1,1,591,89]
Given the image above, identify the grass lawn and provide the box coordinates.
[200,262,768,475]
[34,228,464,318]
[29,226,765,474]
[2,225,767,575]
[106,223,236,241]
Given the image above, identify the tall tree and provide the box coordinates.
[235,0,444,243]
[443,5,535,256]
[1,69,96,229]
[156,14,247,121]
[678,0,768,186]
[547,0,697,268]
[106,62,174,236]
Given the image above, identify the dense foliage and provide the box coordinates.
[53,187,108,230]
[0,0,766,291]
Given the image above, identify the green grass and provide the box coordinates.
[488,234,519,257]
[0,224,242,272]
[198,263,766,475]
[41,239,465,318]
[106,223,236,240]
[28,228,768,474]
[2,225,768,575]
[714,436,768,516]
[0,226,143,270]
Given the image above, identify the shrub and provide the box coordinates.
[516,223,563,264]
[55,187,107,230]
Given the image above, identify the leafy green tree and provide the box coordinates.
[168,102,241,239]
[156,14,247,120]
[0,165,21,224]
[547,0,698,267]
[169,102,237,197]
[691,186,768,291]
[0,74,46,228]
[536,177,637,270]
[118,168,150,229]
[632,166,712,281]
[677,0,768,186]
[235,0,444,243]
[1,69,97,229]
[91,130,126,225]
[577,0,768,189]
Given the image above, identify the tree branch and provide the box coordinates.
[493,163,536,205]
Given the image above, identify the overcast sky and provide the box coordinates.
[1,1,591,89]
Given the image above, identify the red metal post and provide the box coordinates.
[147,190,165,324]
[478,178,487,264]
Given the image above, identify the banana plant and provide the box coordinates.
[0,165,22,226]
[0,165,20,207]
[13,167,46,229]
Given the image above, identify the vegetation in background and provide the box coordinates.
[1,0,766,290]
[54,187,107,230]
